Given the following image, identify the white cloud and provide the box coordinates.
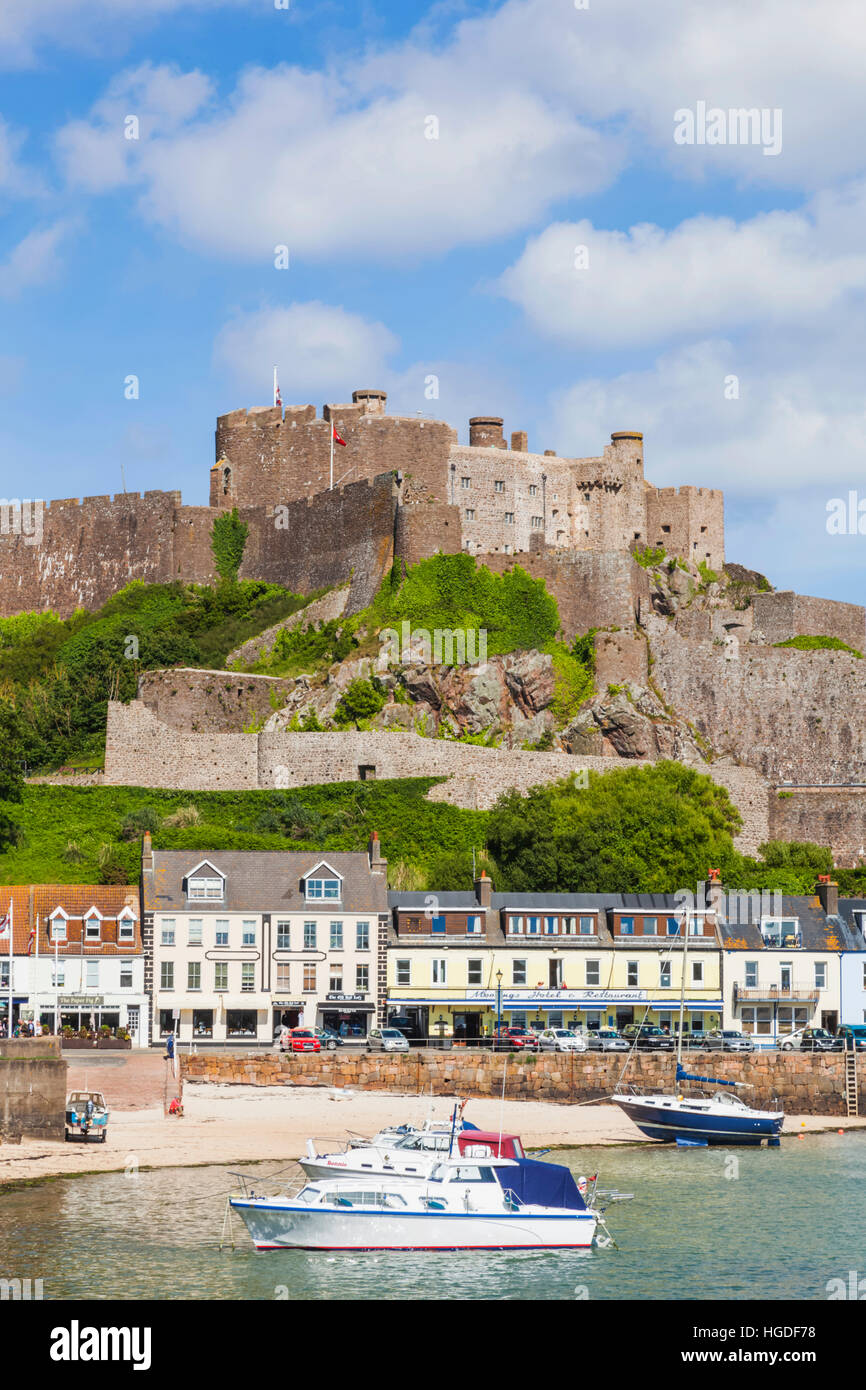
[0,0,254,67]
[0,219,75,297]
[498,187,866,348]
[214,302,400,401]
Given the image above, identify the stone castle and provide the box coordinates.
[4,388,866,864]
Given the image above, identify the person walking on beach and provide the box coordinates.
[164,1030,175,1061]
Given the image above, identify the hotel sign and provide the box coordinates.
[466,989,647,1006]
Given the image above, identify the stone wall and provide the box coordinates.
[227,586,350,669]
[181,1047,859,1116]
[646,484,725,573]
[770,786,866,867]
[138,669,295,732]
[105,699,260,790]
[478,549,648,642]
[753,591,866,653]
[649,618,866,783]
[0,1036,67,1141]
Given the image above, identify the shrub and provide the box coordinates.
[633,544,666,569]
[774,635,863,658]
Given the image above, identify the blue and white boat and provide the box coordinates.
[611,912,785,1146]
[229,1154,605,1251]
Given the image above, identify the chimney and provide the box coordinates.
[368,831,387,875]
[142,831,153,875]
[474,870,492,909]
[511,430,528,452]
[706,867,723,919]
[816,875,839,917]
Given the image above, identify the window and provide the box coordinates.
[432,959,447,985]
[330,921,343,950]
[85,915,100,941]
[215,921,229,947]
[431,915,446,935]
[193,1010,213,1038]
[188,919,202,945]
[188,875,223,901]
[188,962,201,992]
[466,916,481,934]
[643,917,658,936]
[626,961,638,987]
[160,961,174,990]
[666,917,681,937]
[745,960,758,988]
[508,916,523,935]
[276,921,291,949]
[659,961,671,989]
[118,914,135,942]
[227,1010,256,1037]
[692,960,704,985]
[51,963,65,988]
[276,963,291,991]
[620,917,634,936]
[0,962,8,989]
[85,961,99,989]
[465,508,475,521]
[527,916,540,935]
[549,959,563,988]
[529,484,538,497]
[494,480,504,493]
[504,511,514,524]
[241,963,255,993]
[468,959,483,986]
[51,918,67,942]
[815,962,827,990]
[740,1005,771,1036]
[396,959,411,987]
[579,916,595,935]
[356,964,369,992]
[531,515,544,529]
[304,922,317,950]
[512,959,527,986]
[242,921,257,947]
[306,877,340,901]
[461,476,470,489]
[356,921,370,950]
[544,917,557,935]
[586,960,600,987]
[214,963,228,992]
[303,964,317,992]
[780,962,792,991]
[330,965,343,992]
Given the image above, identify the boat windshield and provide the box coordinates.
[430,1164,497,1183]
[323,1190,408,1207]
[712,1091,750,1109]
[394,1133,450,1151]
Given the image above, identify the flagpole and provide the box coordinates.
[8,897,13,1037]
[34,912,39,1034]
[330,412,334,491]
[54,933,59,1037]
[273,366,278,408]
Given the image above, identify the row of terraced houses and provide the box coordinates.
[2,834,866,1047]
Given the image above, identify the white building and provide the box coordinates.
[142,835,389,1046]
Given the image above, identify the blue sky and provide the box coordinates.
[2,0,866,601]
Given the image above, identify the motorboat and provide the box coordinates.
[64,1091,109,1143]
[229,1154,604,1250]
[301,1127,526,1183]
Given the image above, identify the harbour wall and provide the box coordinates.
[0,1036,67,1142]
[181,1048,860,1116]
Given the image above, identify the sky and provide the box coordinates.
[1,0,865,601]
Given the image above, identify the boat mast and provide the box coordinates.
[676,907,689,1068]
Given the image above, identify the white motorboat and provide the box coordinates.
[301,1126,526,1183]
[229,1154,602,1251]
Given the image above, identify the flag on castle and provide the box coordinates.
[332,425,347,447]
[273,367,282,409]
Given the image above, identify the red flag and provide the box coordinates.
[332,425,347,447]
[26,928,35,955]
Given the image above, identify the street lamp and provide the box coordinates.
[496,969,503,1043]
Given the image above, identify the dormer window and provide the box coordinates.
[187,863,225,901]
[118,910,135,942]
[85,914,101,941]
[305,877,340,901]
[50,910,68,942]
[760,918,800,948]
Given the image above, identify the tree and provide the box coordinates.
[0,700,25,851]
[486,762,743,893]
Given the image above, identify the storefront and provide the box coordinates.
[318,993,375,1039]
[272,999,305,1036]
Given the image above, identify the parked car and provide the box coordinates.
[684,1030,712,1048]
[621,1024,676,1051]
[781,1027,836,1053]
[586,1027,629,1053]
[312,1028,343,1051]
[835,1024,866,1051]
[284,1028,321,1054]
[704,1029,754,1052]
[492,1025,539,1052]
[367,1027,410,1053]
[537,1028,588,1053]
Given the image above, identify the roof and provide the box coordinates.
[717,894,864,952]
[145,850,388,914]
[0,885,141,953]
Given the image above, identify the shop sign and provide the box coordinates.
[325,992,367,1002]
[466,988,648,1005]
[58,994,104,1008]
[273,1000,303,1007]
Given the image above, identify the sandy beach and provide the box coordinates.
[2,1082,864,1188]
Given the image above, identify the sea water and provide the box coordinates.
[0,1132,861,1300]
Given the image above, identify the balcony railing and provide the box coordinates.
[733,984,819,1003]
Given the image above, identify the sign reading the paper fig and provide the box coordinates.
[58,994,104,1008]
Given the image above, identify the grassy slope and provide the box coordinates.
[2,780,488,885]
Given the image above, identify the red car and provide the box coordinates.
[283,1028,321,1054]
[493,1026,538,1052]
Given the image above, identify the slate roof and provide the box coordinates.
[717,894,865,952]
[145,851,388,914]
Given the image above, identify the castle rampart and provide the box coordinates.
[752,591,866,652]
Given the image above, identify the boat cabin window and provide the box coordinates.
[324,1190,407,1207]
[436,1165,495,1183]
[298,1187,321,1204]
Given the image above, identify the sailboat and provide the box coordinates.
[611,915,785,1146]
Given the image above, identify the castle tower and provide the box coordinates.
[352,389,387,415]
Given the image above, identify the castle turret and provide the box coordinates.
[352,389,387,415]
[469,416,506,449]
